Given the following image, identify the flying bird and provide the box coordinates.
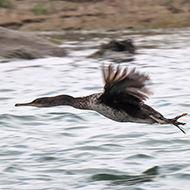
[15,64,187,133]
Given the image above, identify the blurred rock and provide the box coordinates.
[88,39,135,63]
[0,27,66,60]
[100,39,135,53]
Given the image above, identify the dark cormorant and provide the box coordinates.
[15,64,187,133]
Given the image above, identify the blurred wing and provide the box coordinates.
[100,64,152,105]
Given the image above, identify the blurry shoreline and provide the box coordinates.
[0,0,190,31]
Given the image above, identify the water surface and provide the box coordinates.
[0,28,190,190]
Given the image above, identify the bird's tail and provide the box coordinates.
[150,113,187,134]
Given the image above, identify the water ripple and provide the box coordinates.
[90,166,159,186]
[0,29,190,190]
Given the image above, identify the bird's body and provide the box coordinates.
[82,93,155,124]
[15,64,187,133]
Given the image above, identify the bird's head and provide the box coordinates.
[15,97,52,107]
[15,95,74,107]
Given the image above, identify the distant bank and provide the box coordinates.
[0,0,189,31]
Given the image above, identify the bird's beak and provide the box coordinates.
[15,102,41,107]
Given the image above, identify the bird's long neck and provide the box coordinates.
[51,95,90,109]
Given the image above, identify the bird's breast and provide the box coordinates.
[89,100,154,124]
[89,102,139,122]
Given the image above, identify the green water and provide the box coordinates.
[0,28,190,190]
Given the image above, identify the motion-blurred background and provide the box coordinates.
[0,0,190,31]
[0,1,190,190]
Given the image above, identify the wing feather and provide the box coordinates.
[100,64,152,103]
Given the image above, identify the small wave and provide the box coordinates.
[90,166,159,186]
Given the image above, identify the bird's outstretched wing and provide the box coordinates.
[100,64,152,103]
[98,64,153,119]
